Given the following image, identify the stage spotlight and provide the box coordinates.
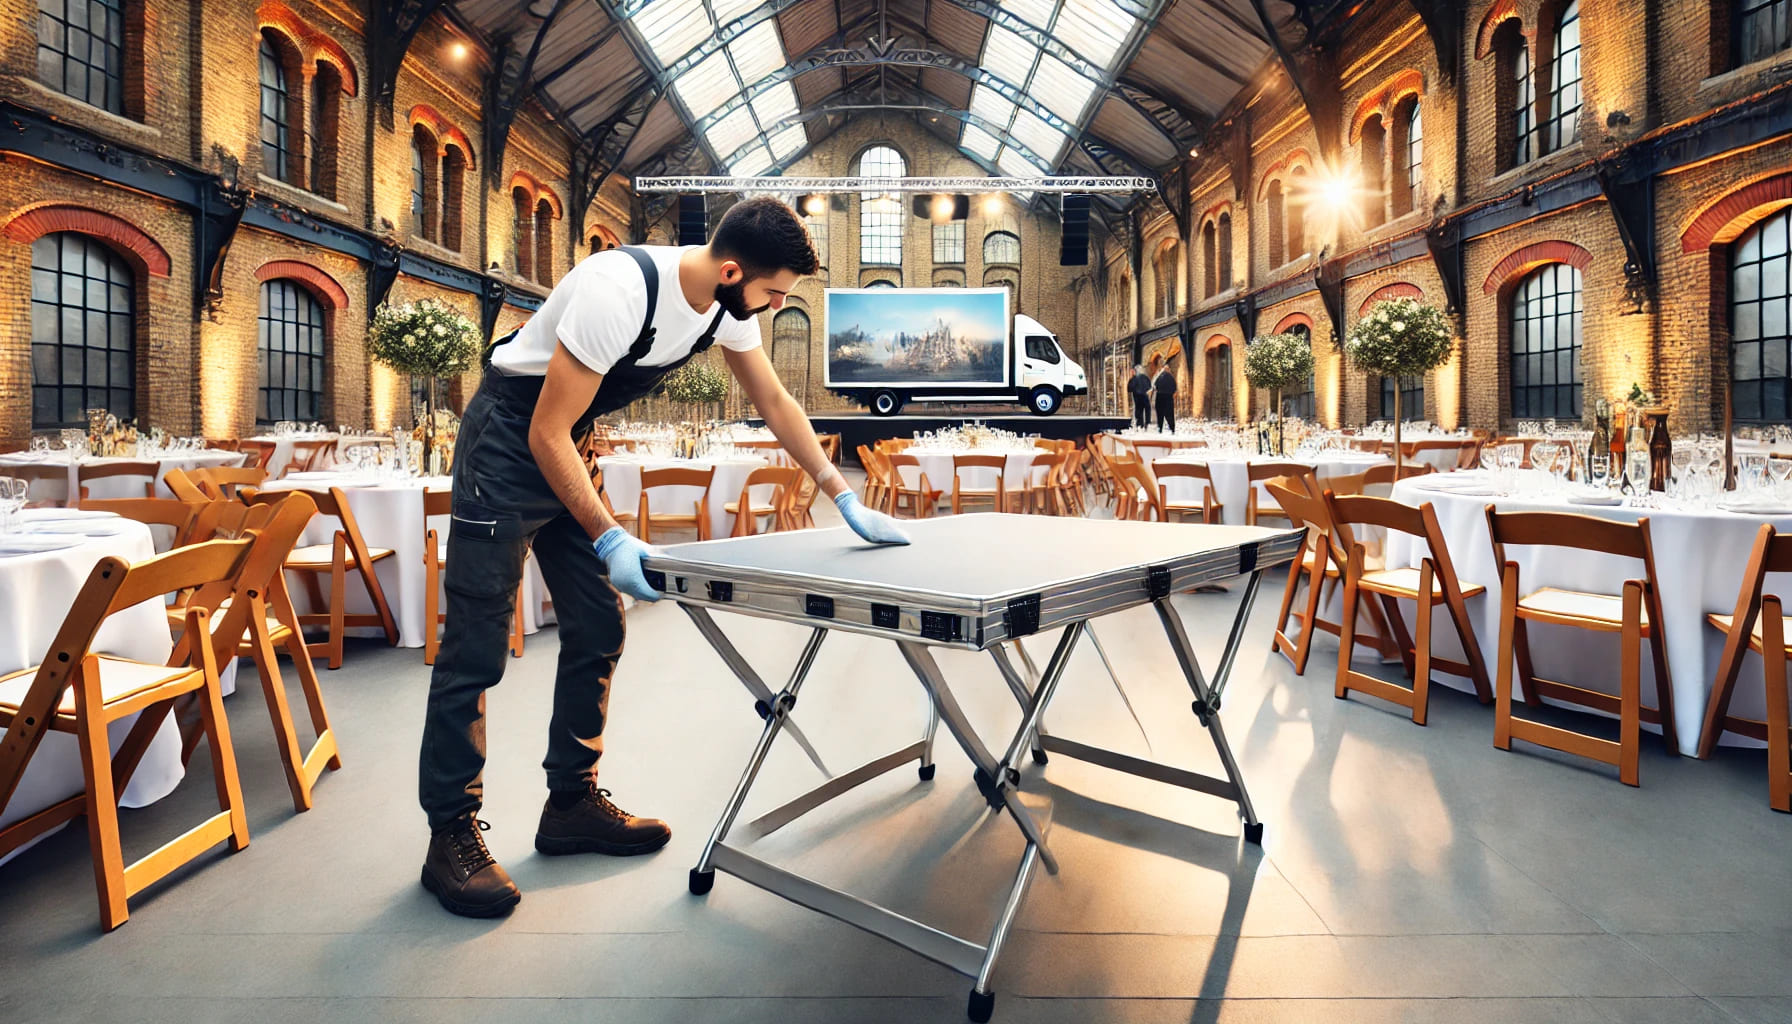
[983,195,1005,216]
[931,194,955,221]
[802,195,827,217]
[449,42,468,61]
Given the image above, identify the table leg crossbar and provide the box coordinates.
[681,573,1268,1020]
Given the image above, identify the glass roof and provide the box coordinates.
[627,0,1136,178]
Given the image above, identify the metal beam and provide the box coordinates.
[634,175,1155,193]
[589,0,730,173]
[1404,0,1461,87]
[1248,0,1342,167]
[483,0,576,191]
[568,80,664,236]
[368,0,448,130]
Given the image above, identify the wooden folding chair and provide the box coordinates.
[1113,459,1167,522]
[885,454,940,518]
[1363,463,1435,487]
[1484,508,1676,785]
[238,440,278,471]
[1699,523,1792,810]
[857,445,892,513]
[161,468,209,502]
[785,471,820,530]
[951,454,1008,514]
[0,537,255,930]
[638,466,715,542]
[1083,436,1116,498]
[1265,480,1384,676]
[1152,462,1222,522]
[422,490,525,665]
[10,463,73,507]
[1244,462,1315,525]
[1327,492,1493,725]
[280,439,336,477]
[189,466,269,500]
[172,493,343,812]
[243,486,399,669]
[1018,452,1066,514]
[725,466,802,536]
[77,461,159,503]
[1454,441,1484,470]
[80,496,205,553]
[1055,449,1090,517]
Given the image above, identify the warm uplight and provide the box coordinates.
[450,42,469,61]
[803,195,826,217]
[982,195,1004,216]
[931,194,955,221]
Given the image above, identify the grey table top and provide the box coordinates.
[642,514,1299,602]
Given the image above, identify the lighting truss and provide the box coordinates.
[631,175,1155,193]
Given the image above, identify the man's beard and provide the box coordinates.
[715,280,769,319]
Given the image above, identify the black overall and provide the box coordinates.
[419,247,726,830]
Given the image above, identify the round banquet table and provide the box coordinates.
[903,447,1044,499]
[1150,450,1391,525]
[259,473,553,649]
[1386,473,1792,754]
[0,450,246,505]
[596,454,769,539]
[0,512,185,866]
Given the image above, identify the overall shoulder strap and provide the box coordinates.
[618,246,660,362]
[689,307,728,356]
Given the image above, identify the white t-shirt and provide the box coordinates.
[488,245,762,376]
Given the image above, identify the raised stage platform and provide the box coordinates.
[757,412,1131,465]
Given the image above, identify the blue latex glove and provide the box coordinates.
[593,527,661,602]
[835,491,911,545]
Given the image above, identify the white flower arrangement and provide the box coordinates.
[368,299,481,379]
[1244,331,1315,394]
[1344,297,1455,469]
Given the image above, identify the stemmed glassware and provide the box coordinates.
[1626,450,1653,506]
[0,477,28,533]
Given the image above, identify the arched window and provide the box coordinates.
[933,219,966,264]
[258,279,326,423]
[440,145,466,252]
[30,233,133,427]
[1217,213,1233,292]
[1510,263,1583,419]
[38,0,126,114]
[1380,375,1425,421]
[1544,1,1582,154]
[1731,207,1792,422]
[1390,96,1422,217]
[1360,114,1387,229]
[1202,220,1218,297]
[1496,21,1534,168]
[1152,240,1178,320]
[512,186,533,280]
[858,146,905,266]
[1204,342,1233,420]
[534,198,554,286]
[984,211,1021,266]
[771,307,811,405]
[1738,0,1792,66]
[309,61,342,200]
[259,31,294,183]
[1267,184,1286,268]
[1287,168,1307,258]
[412,125,438,242]
[1283,323,1316,420]
[866,279,897,288]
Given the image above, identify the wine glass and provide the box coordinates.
[1626,450,1652,503]
[1738,453,1769,494]
[0,477,28,533]
[1530,441,1559,490]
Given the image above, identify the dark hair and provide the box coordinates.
[711,196,820,278]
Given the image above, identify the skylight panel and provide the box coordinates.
[709,0,759,27]
[750,81,799,126]
[960,124,1002,163]
[981,25,1039,88]
[728,21,785,83]
[767,124,807,160]
[707,105,758,156]
[672,48,737,118]
[1054,0,1134,67]
[1009,109,1067,165]
[998,0,1055,31]
[997,146,1041,178]
[634,0,711,65]
[1030,55,1097,124]
[729,145,772,177]
[968,85,1017,133]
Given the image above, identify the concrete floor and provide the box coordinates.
[4,498,1791,1024]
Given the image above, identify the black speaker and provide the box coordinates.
[1058,194,1090,266]
[677,194,708,246]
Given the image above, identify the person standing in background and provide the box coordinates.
[1128,364,1150,428]
[1154,359,1177,432]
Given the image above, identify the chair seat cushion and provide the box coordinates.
[0,656,197,716]
[1360,567,1487,600]
[1706,612,1792,652]
[288,543,393,568]
[1520,586,1646,627]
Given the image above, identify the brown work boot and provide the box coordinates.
[421,814,521,918]
[535,784,672,856]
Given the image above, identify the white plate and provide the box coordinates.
[1567,492,1624,506]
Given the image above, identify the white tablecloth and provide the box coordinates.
[0,450,246,504]
[1150,451,1391,525]
[903,448,1044,498]
[597,455,769,539]
[0,513,184,866]
[1387,474,1792,754]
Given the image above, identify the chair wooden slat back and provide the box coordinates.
[162,468,209,502]
[1485,508,1651,562]
[237,440,277,470]
[284,439,335,476]
[1363,463,1434,486]
[1699,523,1792,784]
[1151,461,1219,522]
[952,453,1008,514]
[77,460,159,502]
[190,466,269,500]
[729,466,801,537]
[639,466,716,541]
[80,497,205,552]
[243,485,400,666]
[883,453,937,518]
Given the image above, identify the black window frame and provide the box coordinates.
[1283,324,1316,421]
[1509,262,1584,420]
[1737,0,1791,67]
[1543,0,1582,154]
[259,32,291,183]
[1731,207,1792,423]
[36,0,125,115]
[258,279,327,424]
[1024,335,1060,364]
[1380,374,1425,421]
[30,232,134,429]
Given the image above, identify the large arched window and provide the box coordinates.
[1544,1,1582,154]
[984,212,1021,266]
[1496,21,1534,168]
[771,307,811,406]
[1738,0,1792,66]
[1360,114,1387,229]
[512,186,533,280]
[1204,342,1233,420]
[933,219,965,264]
[858,146,905,266]
[1283,323,1316,420]
[1391,96,1422,217]
[30,233,133,427]
[258,280,326,423]
[1202,220,1219,297]
[1217,213,1233,292]
[1510,263,1583,419]
[308,61,342,200]
[534,198,554,286]
[440,144,466,252]
[259,31,294,183]
[38,0,126,114]
[1152,239,1178,320]
[1266,185,1285,268]
[1731,207,1792,422]
[411,125,438,243]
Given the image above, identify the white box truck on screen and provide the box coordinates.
[822,287,1087,416]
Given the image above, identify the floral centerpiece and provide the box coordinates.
[1344,297,1454,472]
[1244,331,1316,455]
[367,299,481,466]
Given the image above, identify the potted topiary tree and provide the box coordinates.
[1244,330,1316,455]
[662,360,729,422]
[368,299,481,469]
[1345,297,1454,474]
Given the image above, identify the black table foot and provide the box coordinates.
[1244,821,1264,845]
[968,988,995,1022]
[918,763,936,781]
[689,868,714,895]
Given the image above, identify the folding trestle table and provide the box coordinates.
[641,514,1304,1021]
